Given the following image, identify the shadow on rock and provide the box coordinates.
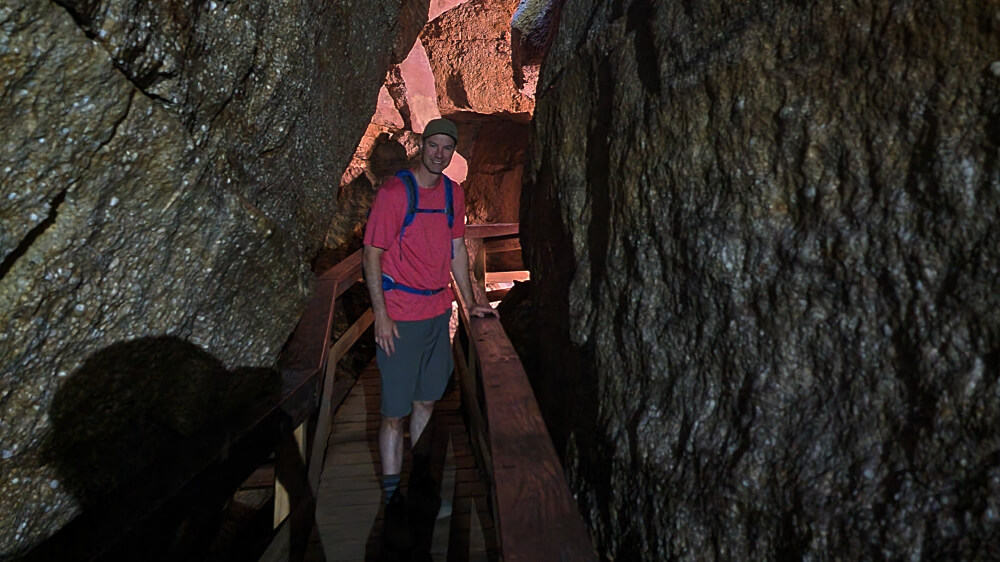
[39,336,280,558]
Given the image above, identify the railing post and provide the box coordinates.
[262,422,312,562]
[273,423,306,529]
[471,237,487,296]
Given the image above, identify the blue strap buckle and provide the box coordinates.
[381,274,445,296]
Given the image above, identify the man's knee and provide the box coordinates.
[382,415,405,431]
[412,400,435,414]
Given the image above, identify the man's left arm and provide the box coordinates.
[451,237,498,318]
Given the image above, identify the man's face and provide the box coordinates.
[421,133,456,175]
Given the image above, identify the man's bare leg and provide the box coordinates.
[380,416,405,502]
[410,400,435,450]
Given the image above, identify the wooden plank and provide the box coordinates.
[485,288,510,302]
[259,518,292,562]
[275,424,307,528]
[278,368,324,427]
[484,270,530,285]
[464,223,519,239]
[452,332,492,482]
[482,237,521,253]
[281,248,362,376]
[243,465,276,489]
[265,427,316,562]
[327,309,374,369]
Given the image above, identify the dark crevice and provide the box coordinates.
[586,56,613,307]
[626,0,661,95]
[52,0,175,107]
[384,67,412,129]
[0,188,69,283]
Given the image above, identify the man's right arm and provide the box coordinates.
[363,244,399,356]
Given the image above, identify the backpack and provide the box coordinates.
[395,169,454,242]
[378,170,455,296]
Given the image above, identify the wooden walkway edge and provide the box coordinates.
[308,360,497,561]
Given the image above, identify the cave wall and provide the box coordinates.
[0,0,422,555]
[521,1,1000,559]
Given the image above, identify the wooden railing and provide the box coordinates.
[261,248,373,560]
[455,223,597,562]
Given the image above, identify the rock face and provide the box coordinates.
[0,0,420,555]
[422,0,534,117]
[521,1,1000,559]
[510,0,564,96]
[452,115,529,223]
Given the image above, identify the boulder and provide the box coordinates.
[450,115,529,223]
[511,0,564,95]
[0,0,417,555]
[521,1,1000,559]
[421,0,534,118]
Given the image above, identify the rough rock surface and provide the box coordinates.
[0,0,418,555]
[421,0,534,118]
[511,0,564,95]
[520,1,1000,560]
[451,115,529,223]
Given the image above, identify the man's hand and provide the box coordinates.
[374,311,400,355]
[469,304,499,318]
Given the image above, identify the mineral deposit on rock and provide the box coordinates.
[518,1,1000,560]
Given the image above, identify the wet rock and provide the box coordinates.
[521,1,1000,560]
[0,0,416,555]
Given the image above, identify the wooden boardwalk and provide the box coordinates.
[307,360,498,561]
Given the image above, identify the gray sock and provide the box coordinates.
[382,474,401,503]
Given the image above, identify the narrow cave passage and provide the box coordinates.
[7,0,999,561]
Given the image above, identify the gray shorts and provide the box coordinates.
[377,311,453,417]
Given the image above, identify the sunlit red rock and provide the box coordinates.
[421,0,534,117]
[429,0,472,21]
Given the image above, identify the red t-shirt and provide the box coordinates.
[364,174,466,321]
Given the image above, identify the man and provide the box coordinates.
[362,118,496,511]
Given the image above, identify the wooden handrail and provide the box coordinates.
[452,225,596,561]
[482,237,521,253]
[280,250,363,375]
[465,222,519,239]
[266,247,373,560]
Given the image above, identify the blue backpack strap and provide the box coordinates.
[394,170,455,258]
[443,175,455,259]
[443,175,454,228]
[395,170,419,241]
[381,273,444,296]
